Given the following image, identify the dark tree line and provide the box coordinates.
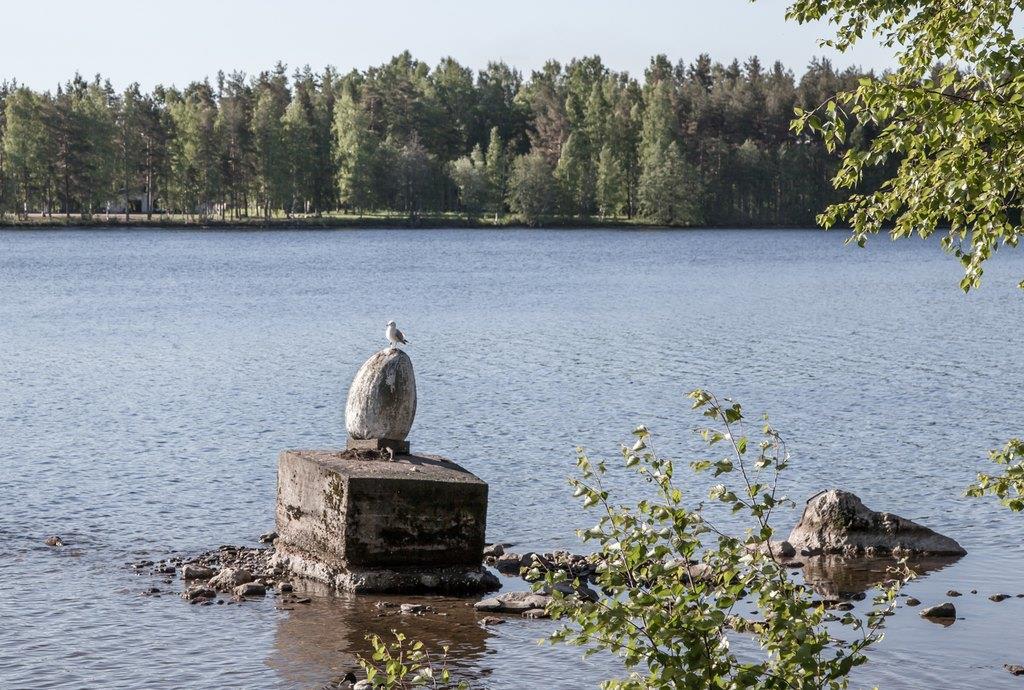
[0,53,883,226]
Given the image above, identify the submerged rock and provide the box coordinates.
[44,536,64,547]
[474,591,551,613]
[990,593,1011,602]
[1006,665,1024,677]
[787,489,966,557]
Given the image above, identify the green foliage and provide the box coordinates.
[967,439,1024,511]
[508,151,557,226]
[451,145,489,214]
[1,52,875,224]
[784,0,1024,290]
[357,631,468,689]
[542,390,909,689]
[596,144,627,217]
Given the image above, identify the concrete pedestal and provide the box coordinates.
[273,449,499,594]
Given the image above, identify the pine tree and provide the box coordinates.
[637,80,700,225]
[252,83,290,218]
[484,126,508,220]
[596,144,626,217]
[555,131,595,216]
[334,90,380,213]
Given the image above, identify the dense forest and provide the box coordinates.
[0,53,885,226]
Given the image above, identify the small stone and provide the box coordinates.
[970,590,978,594]
[210,568,252,592]
[1005,665,1024,677]
[400,603,425,614]
[826,601,855,611]
[905,597,921,606]
[234,582,266,597]
[990,593,1011,602]
[181,587,215,601]
[294,597,311,604]
[522,608,549,619]
[182,564,215,580]
[483,543,505,558]
[259,532,278,544]
[279,582,293,593]
[946,590,962,597]
[152,564,176,575]
[494,553,523,574]
[44,536,64,547]
[480,616,504,625]
[920,602,956,619]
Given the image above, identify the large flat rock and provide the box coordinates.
[274,450,495,593]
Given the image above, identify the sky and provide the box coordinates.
[0,0,896,91]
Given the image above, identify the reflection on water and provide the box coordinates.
[267,583,493,688]
[801,555,963,599]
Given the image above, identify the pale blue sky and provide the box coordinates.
[1,0,894,90]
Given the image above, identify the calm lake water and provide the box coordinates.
[3,227,1024,689]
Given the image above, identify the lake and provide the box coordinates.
[2,227,1024,689]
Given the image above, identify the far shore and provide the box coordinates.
[0,213,824,231]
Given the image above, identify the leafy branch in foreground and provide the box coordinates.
[356,631,468,689]
[782,0,1024,291]
[966,438,1024,511]
[541,389,910,689]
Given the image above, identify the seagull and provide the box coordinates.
[385,320,409,349]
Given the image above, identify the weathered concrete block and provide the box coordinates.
[274,450,497,594]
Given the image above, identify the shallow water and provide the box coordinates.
[2,227,1024,689]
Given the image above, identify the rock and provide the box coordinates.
[483,543,505,558]
[990,593,1011,602]
[547,580,599,602]
[44,536,64,547]
[522,608,549,619]
[946,590,961,597]
[294,597,312,604]
[279,582,294,593]
[345,348,417,442]
[1006,665,1024,677]
[474,591,551,613]
[905,597,921,606]
[259,532,278,544]
[182,564,215,580]
[480,616,504,625]
[920,602,956,619]
[769,540,796,559]
[825,601,855,611]
[400,603,425,614]
[181,586,215,601]
[494,553,523,574]
[234,582,266,597]
[152,564,176,575]
[210,568,252,592]
[787,490,966,557]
